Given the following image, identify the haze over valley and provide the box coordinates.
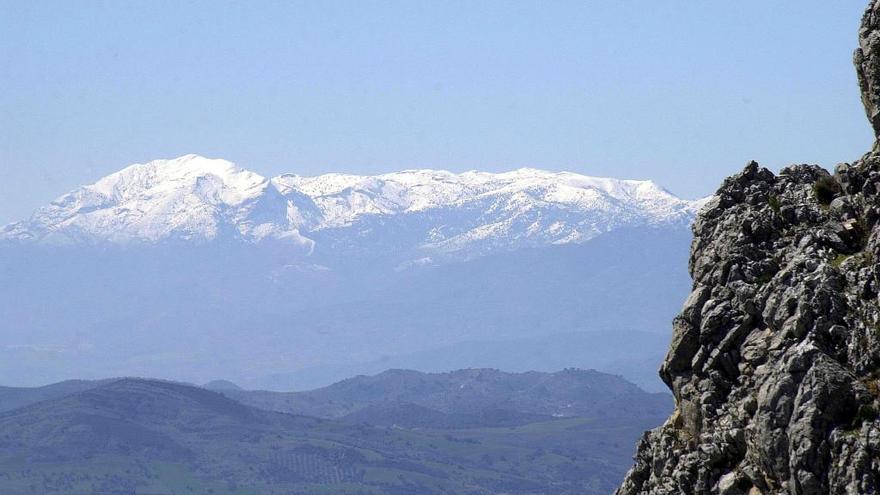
[6,2,874,493]
[0,155,700,391]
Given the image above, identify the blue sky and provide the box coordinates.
[0,1,873,224]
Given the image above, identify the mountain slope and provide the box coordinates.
[0,379,117,414]
[0,377,663,495]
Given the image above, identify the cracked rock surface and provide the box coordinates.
[617,2,880,494]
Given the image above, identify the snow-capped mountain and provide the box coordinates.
[1,155,310,247]
[2,155,702,261]
[0,155,701,388]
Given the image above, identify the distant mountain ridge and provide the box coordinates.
[0,368,670,426]
[255,330,672,392]
[2,154,703,262]
[0,371,669,494]
[214,368,672,428]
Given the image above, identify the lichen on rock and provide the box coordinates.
[616,2,880,494]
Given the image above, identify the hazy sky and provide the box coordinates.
[0,1,874,224]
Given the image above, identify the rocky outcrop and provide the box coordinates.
[857,1,880,141]
[617,2,880,494]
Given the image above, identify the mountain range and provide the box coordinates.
[0,156,702,389]
[2,154,701,264]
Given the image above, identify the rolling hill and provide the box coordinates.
[0,375,669,494]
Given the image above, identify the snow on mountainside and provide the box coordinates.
[1,154,702,258]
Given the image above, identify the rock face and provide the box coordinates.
[857,1,880,141]
[617,3,880,494]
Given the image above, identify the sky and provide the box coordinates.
[0,1,874,224]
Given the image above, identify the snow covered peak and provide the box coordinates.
[3,155,700,261]
[1,155,300,245]
[90,154,268,205]
[271,167,692,233]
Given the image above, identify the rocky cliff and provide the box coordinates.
[616,3,880,495]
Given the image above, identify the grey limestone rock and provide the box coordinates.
[617,3,880,493]
[857,0,880,141]
[618,160,880,495]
